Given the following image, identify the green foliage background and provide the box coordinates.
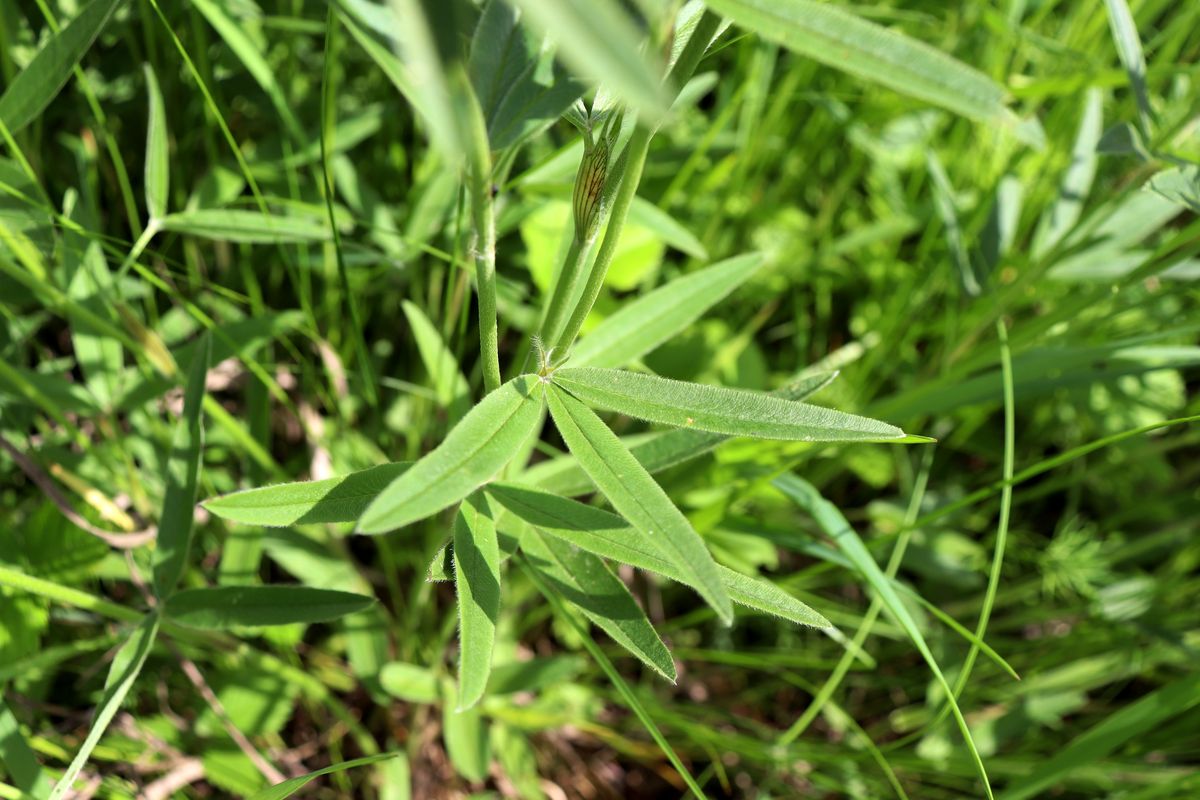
[0,0,1197,797]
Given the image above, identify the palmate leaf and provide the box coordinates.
[705,0,1042,146]
[524,370,838,496]
[553,367,914,442]
[164,586,375,629]
[490,483,830,627]
[204,463,412,527]
[519,524,676,680]
[454,492,500,710]
[358,375,546,534]
[545,384,733,624]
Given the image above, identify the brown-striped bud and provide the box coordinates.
[572,138,609,242]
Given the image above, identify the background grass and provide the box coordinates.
[1,0,1198,797]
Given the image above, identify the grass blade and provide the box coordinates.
[1033,88,1102,256]
[454,492,500,709]
[48,613,160,800]
[159,209,332,243]
[402,300,470,422]
[142,64,169,222]
[704,0,1040,145]
[569,253,764,369]
[999,672,1200,800]
[164,586,376,629]
[490,483,829,627]
[774,474,994,799]
[0,696,52,798]
[357,375,545,534]
[519,524,676,681]
[204,463,411,527]
[0,0,122,134]
[152,333,210,599]
[248,754,399,800]
[506,0,670,121]
[1103,0,1153,135]
[554,367,910,442]
[545,384,733,624]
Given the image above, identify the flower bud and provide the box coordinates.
[572,138,609,242]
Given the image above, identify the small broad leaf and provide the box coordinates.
[379,662,440,704]
[507,0,670,121]
[545,384,733,624]
[705,0,1041,146]
[49,613,160,800]
[519,524,676,680]
[554,367,910,442]
[454,492,500,709]
[164,586,375,629]
[159,209,332,243]
[153,333,210,598]
[204,463,412,527]
[357,375,545,534]
[143,64,170,222]
[570,253,763,369]
[402,300,470,422]
[523,371,839,496]
[490,483,829,627]
[1146,165,1200,214]
[0,0,122,135]
[248,754,400,800]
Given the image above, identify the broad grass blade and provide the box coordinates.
[704,0,1040,145]
[507,0,670,121]
[159,209,331,243]
[357,375,545,534]
[204,463,411,527]
[48,613,160,800]
[519,524,676,680]
[152,333,210,598]
[545,385,733,624]
[164,586,375,629]
[0,0,122,134]
[774,474,994,799]
[143,64,170,222]
[454,493,500,709]
[570,253,763,369]
[1033,88,1102,256]
[554,367,907,442]
[248,754,400,800]
[490,483,829,627]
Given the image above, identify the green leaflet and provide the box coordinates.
[569,253,763,369]
[553,367,909,442]
[358,375,545,534]
[49,613,160,800]
[1102,0,1152,134]
[248,754,400,800]
[454,492,500,709]
[401,300,470,422]
[159,209,332,243]
[506,0,669,121]
[545,384,733,624]
[704,0,1042,146]
[152,333,210,598]
[524,370,838,496]
[518,524,676,681]
[0,696,53,797]
[0,0,123,135]
[204,463,412,527]
[379,662,440,704]
[143,64,170,222]
[164,586,375,629]
[489,483,829,627]
[774,474,993,799]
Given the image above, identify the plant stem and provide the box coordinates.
[463,74,501,393]
[538,235,587,346]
